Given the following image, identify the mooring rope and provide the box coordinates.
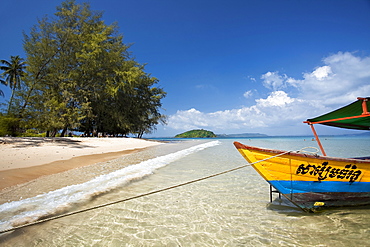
[0,148,299,234]
[296,146,320,155]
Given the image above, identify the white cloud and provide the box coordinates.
[311,66,333,80]
[168,91,318,134]
[243,90,253,98]
[256,91,295,107]
[169,108,209,130]
[167,52,370,135]
[290,52,370,105]
[260,71,287,91]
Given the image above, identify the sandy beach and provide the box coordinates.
[0,137,162,191]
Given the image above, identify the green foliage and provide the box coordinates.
[0,55,26,113]
[9,0,166,137]
[19,129,45,137]
[0,114,20,136]
[0,79,6,97]
[175,129,217,138]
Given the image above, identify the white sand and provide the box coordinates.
[0,137,162,190]
[0,137,161,171]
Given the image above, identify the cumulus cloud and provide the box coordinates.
[311,66,333,81]
[167,52,370,135]
[256,91,295,107]
[290,52,370,104]
[260,71,288,91]
[168,91,319,132]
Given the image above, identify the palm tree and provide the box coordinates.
[0,55,26,113]
[0,78,6,97]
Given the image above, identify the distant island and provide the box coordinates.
[175,129,217,138]
[174,129,268,138]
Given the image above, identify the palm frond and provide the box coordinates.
[0,79,7,86]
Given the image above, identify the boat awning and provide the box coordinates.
[305,97,370,130]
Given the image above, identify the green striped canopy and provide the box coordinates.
[306,97,370,130]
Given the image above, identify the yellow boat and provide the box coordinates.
[234,97,370,212]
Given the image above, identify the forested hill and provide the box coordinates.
[174,130,268,138]
[175,129,217,138]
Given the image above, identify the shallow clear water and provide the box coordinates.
[1,136,370,246]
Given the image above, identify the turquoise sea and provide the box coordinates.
[0,136,370,246]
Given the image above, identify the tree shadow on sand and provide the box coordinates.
[0,137,94,149]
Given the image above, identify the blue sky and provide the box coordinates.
[1,0,370,137]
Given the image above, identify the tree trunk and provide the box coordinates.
[50,129,57,137]
[61,127,67,137]
[7,89,15,114]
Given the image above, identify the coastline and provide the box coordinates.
[0,137,162,191]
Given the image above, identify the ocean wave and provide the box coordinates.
[0,140,220,231]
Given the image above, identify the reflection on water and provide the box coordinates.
[1,137,370,246]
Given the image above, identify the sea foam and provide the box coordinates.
[0,140,220,231]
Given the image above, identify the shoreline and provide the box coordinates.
[0,148,143,191]
[0,137,162,191]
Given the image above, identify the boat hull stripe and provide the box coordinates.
[269,180,370,194]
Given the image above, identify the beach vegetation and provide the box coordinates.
[0,114,20,137]
[0,56,26,114]
[175,129,217,138]
[0,0,166,138]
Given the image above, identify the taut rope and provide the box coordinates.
[1,148,301,234]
